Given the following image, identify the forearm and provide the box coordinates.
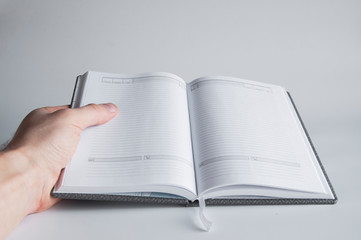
[0,150,42,239]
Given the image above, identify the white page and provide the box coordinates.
[187,76,328,197]
[57,72,196,200]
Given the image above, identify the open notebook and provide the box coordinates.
[52,72,336,208]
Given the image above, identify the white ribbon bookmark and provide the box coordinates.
[198,196,212,232]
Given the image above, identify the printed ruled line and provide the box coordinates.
[190,79,272,92]
[199,155,249,168]
[88,156,142,162]
[250,156,300,167]
[88,155,192,166]
[199,155,300,168]
[101,76,186,89]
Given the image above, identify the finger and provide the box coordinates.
[43,105,70,113]
[71,103,118,129]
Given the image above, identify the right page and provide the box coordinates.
[187,76,334,199]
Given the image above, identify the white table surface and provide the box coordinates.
[1,0,360,239]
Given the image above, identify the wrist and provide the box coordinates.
[0,149,44,214]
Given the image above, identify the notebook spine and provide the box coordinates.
[71,74,87,108]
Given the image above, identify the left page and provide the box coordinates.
[54,72,197,200]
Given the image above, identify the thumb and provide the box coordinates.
[70,103,118,129]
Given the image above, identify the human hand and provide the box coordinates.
[1,103,117,214]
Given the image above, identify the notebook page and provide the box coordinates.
[59,72,196,199]
[187,77,326,196]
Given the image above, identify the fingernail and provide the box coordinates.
[103,103,117,113]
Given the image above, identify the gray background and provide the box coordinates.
[1,0,360,239]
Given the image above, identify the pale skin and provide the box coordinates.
[0,103,118,239]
